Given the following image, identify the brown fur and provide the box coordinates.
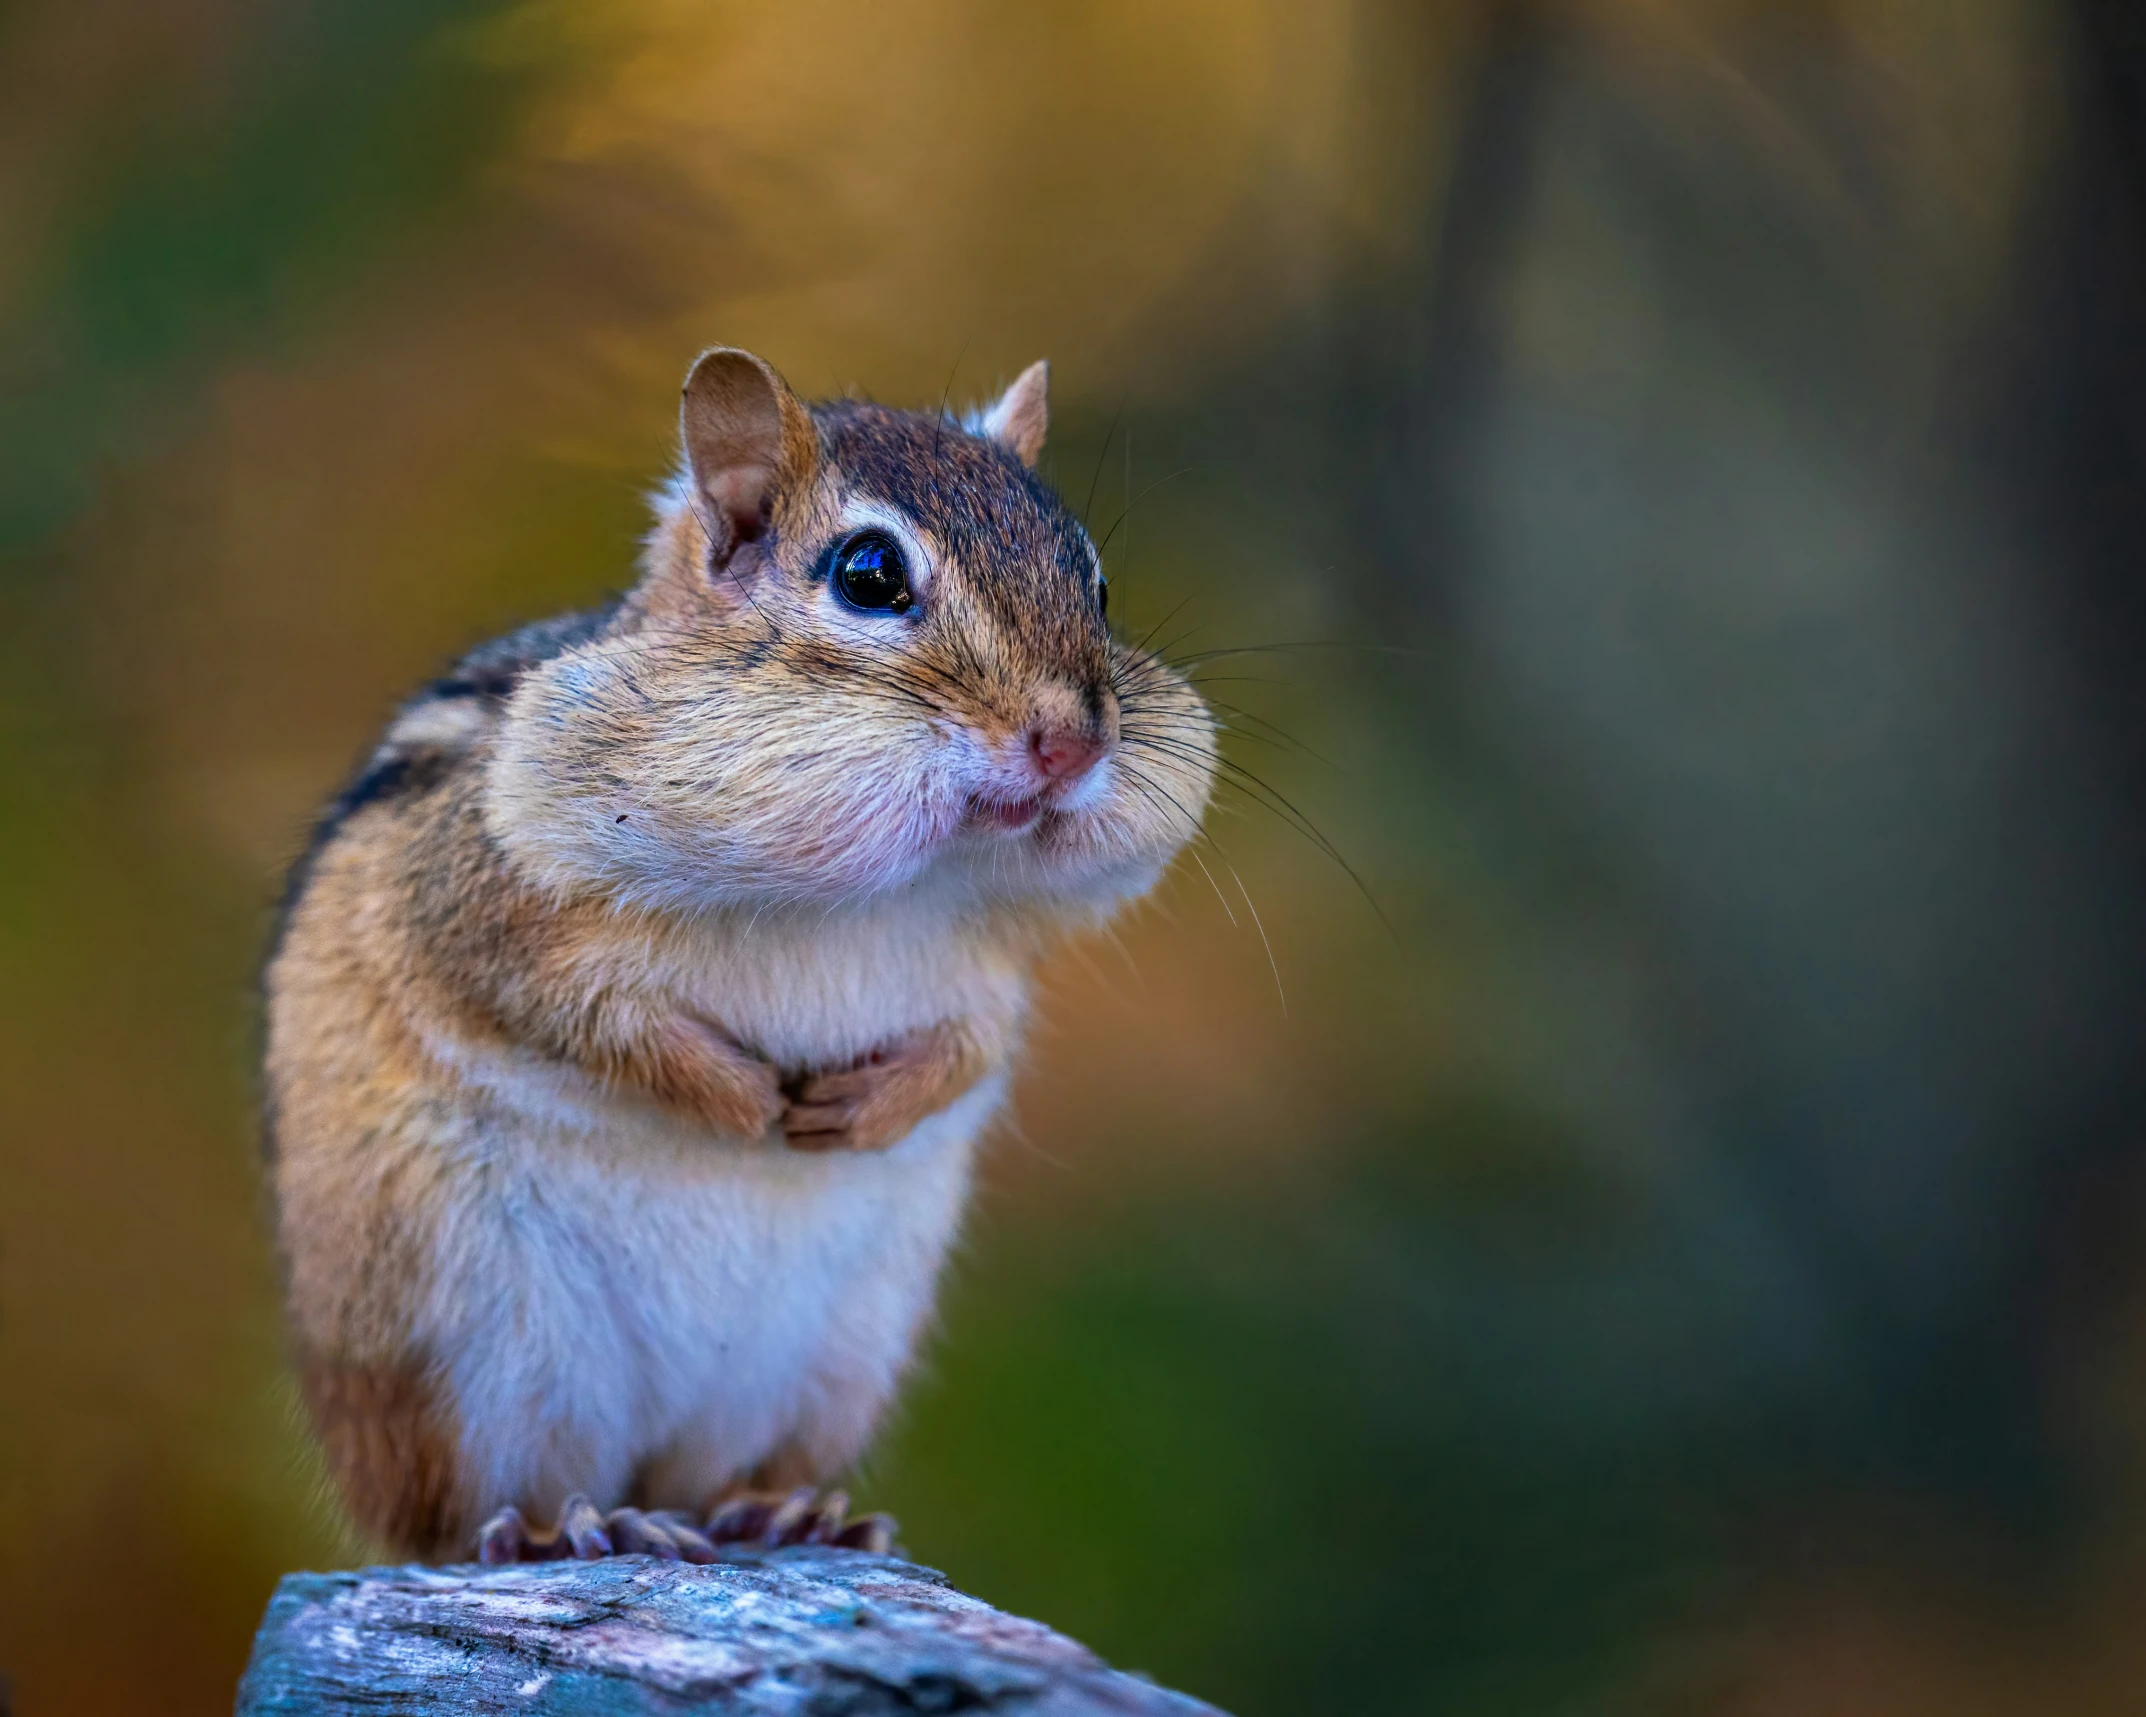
[301,1356,467,1558]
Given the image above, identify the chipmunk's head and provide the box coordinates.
[487,347,1214,914]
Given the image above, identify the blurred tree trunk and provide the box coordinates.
[1350,0,2146,1529]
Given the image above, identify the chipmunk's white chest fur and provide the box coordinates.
[413,894,1025,1519]
[658,883,1033,1068]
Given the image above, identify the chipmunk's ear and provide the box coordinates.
[680,348,819,559]
[975,360,1049,468]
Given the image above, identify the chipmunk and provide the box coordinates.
[263,348,1215,1565]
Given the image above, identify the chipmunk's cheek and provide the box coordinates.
[1054,755,1118,818]
[842,740,964,875]
[905,791,967,855]
[842,756,964,874]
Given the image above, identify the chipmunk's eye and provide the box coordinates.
[1097,573,1109,620]
[832,530,913,614]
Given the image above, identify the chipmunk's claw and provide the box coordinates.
[609,1506,722,1563]
[471,1493,612,1563]
[560,1494,613,1558]
[833,1513,899,1554]
[704,1486,899,1554]
[472,1490,896,1563]
[475,1504,531,1565]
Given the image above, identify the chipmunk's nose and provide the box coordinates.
[1029,723,1107,785]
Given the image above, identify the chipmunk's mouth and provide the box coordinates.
[961,793,1045,835]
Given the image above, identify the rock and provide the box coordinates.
[235,1547,1227,1715]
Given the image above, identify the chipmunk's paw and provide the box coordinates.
[472,1490,894,1564]
[704,1486,899,1555]
[782,1025,980,1153]
[782,1052,901,1151]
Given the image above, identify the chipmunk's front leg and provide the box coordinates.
[603,1011,785,1139]
[489,909,786,1140]
[782,1021,991,1152]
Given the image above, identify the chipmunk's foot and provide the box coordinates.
[475,1494,719,1565]
[476,1493,613,1564]
[474,1488,896,1564]
[704,1486,899,1555]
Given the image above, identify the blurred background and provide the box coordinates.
[7,0,2146,1711]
